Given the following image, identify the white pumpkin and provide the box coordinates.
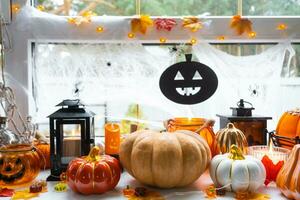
[209,145,266,193]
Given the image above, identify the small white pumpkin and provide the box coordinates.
[209,145,266,193]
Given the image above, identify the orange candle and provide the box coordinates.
[105,123,120,155]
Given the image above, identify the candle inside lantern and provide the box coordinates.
[105,123,121,156]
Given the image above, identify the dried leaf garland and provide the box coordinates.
[131,15,153,34]
[230,15,253,36]
[182,17,203,32]
[154,18,177,31]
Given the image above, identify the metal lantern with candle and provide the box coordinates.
[248,141,290,185]
[47,99,95,181]
[105,123,121,158]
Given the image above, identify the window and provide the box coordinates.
[34,0,300,16]
[3,1,300,139]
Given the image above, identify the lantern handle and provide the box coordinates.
[185,54,192,62]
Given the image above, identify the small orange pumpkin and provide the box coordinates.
[34,142,50,169]
[276,144,300,200]
[276,109,300,138]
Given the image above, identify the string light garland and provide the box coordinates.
[127,32,135,39]
[248,31,257,38]
[190,38,197,45]
[11,4,21,14]
[96,26,104,33]
[217,35,226,40]
[277,23,287,31]
[159,37,167,43]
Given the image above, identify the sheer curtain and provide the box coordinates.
[34,42,295,131]
[193,42,295,128]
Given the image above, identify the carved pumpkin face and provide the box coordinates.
[0,157,25,183]
[0,145,40,186]
[159,55,218,105]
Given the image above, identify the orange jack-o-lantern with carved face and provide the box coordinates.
[0,145,40,186]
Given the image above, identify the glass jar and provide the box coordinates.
[0,144,40,187]
[167,117,217,156]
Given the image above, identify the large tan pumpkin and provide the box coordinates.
[120,130,211,188]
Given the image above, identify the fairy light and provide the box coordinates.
[217,35,226,41]
[190,38,197,45]
[159,37,167,43]
[96,26,104,33]
[248,31,256,38]
[12,4,21,14]
[277,23,287,31]
[127,32,135,39]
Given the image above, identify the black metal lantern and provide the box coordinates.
[47,99,95,181]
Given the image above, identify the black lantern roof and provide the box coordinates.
[48,99,95,119]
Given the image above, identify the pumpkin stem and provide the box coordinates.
[86,146,101,162]
[227,123,235,129]
[228,145,245,160]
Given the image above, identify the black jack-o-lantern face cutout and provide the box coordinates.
[159,54,218,105]
[0,157,25,183]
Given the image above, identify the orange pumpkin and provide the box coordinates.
[276,109,300,138]
[276,144,300,200]
[0,145,40,186]
[34,142,50,170]
[66,146,121,195]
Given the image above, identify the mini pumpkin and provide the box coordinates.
[215,123,248,154]
[0,145,40,186]
[34,142,50,169]
[120,130,211,188]
[210,145,266,193]
[276,144,300,200]
[66,146,121,195]
[276,109,300,146]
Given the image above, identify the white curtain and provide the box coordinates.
[193,42,295,128]
[34,42,295,130]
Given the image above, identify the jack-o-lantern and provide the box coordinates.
[159,54,218,105]
[0,145,40,186]
[34,142,50,169]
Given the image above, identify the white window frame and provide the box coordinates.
[3,2,300,119]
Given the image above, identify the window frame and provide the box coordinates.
[4,2,300,120]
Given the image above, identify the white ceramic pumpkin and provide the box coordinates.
[209,145,266,193]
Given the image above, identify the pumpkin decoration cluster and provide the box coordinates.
[1,109,300,199]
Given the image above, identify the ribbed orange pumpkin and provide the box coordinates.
[276,109,300,138]
[34,142,50,169]
[120,130,211,188]
[276,144,300,200]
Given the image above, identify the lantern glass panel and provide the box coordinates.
[61,124,81,165]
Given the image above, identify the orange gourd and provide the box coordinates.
[34,142,50,169]
[276,109,300,138]
[276,144,300,200]
[0,145,40,186]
